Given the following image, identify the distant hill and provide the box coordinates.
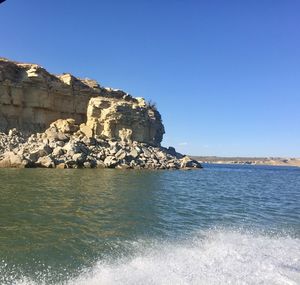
[191,156,300,167]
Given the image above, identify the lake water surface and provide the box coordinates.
[0,164,299,284]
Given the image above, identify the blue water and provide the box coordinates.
[0,164,299,284]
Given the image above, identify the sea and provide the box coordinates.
[0,164,299,285]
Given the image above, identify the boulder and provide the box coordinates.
[180,156,202,168]
[0,152,26,168]
[142,147,151,158]
[168,146,177,156]
[80,123,93,138]
[56,163,67,169]
[45,128,68,142]
[37,156,55,168]
[85,97,165,146]
[104,156,118,168]
[72,153,86,164]
[52,146,64,157]
[129,149,139,159]
[115,149,127,160]
[49,119,79,134]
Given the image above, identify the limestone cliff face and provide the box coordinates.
[83,97,164,146]
[0,58,165,145]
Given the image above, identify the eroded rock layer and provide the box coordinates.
[83,97,164,146]
[0,58,162,144]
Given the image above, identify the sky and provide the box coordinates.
[0,0,299,157]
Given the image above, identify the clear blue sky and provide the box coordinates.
[1,0,299,157]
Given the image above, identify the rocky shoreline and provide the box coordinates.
[0,58,202,170]
[0,119,202,170]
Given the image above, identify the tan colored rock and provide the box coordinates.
[56,162,67,169]
[50,119,79,134]
[52,146,64,156]
[119,128,133,144]
[80,123,93,138]
[180,156,202,168]
[0,58,142,133]
[0,152,27,168]
[104,156,118,168]
[85,97,165,146]
[37,156,54,168]
[0,58,166,158]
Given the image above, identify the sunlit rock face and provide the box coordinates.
[0,58,97,132]
[0,58,165,145]
[84,97,165,146]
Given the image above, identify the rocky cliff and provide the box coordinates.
[0,58,164,146]
[83,97,164,146]
[0,58,201,169]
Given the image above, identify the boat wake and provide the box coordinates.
[4,229,300,285]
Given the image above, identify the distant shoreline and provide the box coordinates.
[190,156,300,168]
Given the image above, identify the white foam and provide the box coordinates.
[6,230,300,285]
[70,230,300,285]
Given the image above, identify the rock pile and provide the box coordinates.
[0,119,202,170]
[0,128,26,155]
